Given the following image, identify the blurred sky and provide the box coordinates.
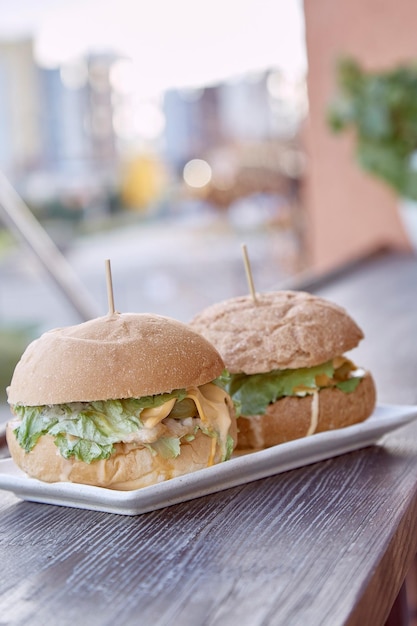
[0,0,306,95]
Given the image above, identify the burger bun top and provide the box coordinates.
[190,291,364,374]
[8,312,225,406]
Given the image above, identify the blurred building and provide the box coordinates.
[40,65,89,174]
[0,36,307,226]
[0,41,120,214]
[0,39,42,178]
[86,55,118,167]
[162,70,305,174]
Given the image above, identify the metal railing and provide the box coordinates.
[0,171,100,322]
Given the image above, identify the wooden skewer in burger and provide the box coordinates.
[189,245,376,450]
[6,260,237,489]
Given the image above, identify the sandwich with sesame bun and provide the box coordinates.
[6,312,237,489]
[189,291,376,450]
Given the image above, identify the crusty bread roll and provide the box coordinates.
[190,291,377,449]
[236,372,376,449]
[190,291,364,374]
[6,312,237,488]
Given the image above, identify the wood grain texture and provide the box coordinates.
[1,250,417,626]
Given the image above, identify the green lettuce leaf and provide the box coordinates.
[214,369,232,389]
[224,434,235,461]
[47,407,142,445]
[167,397,198,419]
[53,434,113,463]
[13,389,188,463]
[151,436,181,459]
[13,406,59,452]
[219,362,363,416]
[336,377,361,393]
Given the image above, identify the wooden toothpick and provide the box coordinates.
[105,259,115,315]
[241,243,258,304]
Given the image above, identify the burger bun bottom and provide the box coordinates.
[236,372,376,450]
[6,427,231,490]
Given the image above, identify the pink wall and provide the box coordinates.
[303,0,414,272]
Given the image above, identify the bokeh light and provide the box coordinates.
[183,159,212,188]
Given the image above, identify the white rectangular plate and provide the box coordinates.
[0,403,416,516]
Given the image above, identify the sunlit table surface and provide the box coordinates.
[1,248,417,626]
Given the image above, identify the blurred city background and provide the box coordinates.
[0,0,308,406]
[0,0,415,459]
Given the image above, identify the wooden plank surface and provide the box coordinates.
[1,250,417,626]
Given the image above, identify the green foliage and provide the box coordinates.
[0,326,36,404]
[327,57,417,200]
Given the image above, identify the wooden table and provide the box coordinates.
[1,249,417,626]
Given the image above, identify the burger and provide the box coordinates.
[189,290,376,449]
[6,312,237,489]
